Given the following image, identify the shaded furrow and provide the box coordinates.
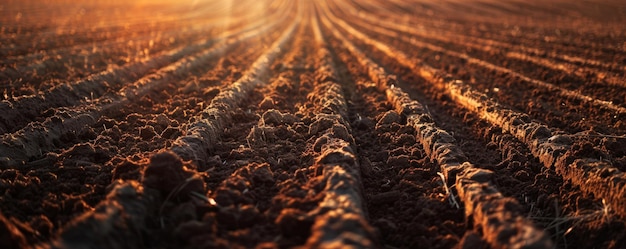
[345,0,626,69]
[0,24,216,90]
[320,3,552,248]
[0,17,289,167]
[424,0,625,53]
[0,18,289,247]
[337,6,626,86]
[0,0,266,59]
[0,12,288,136]
[1,1,625,248]
[296,12,375,248]
[1,20,206,67]
[169,15,300,166]
[330,10,626,220]
[337,15,626,137]
[40,6,302,248]
[320,10,469,249]
[0,0,289,68]
[339,12,626,113]
[191,21,314,247]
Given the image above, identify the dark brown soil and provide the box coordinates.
[1,0,625,248]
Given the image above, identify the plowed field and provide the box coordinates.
[1,0,625,248]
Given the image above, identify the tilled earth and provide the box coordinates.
[1,0,625,248]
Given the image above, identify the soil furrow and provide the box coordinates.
[0,23,284,243]
[328,3,626,247]
[339,17,626,137]
[320,3,552,248]
[296,12,375,248]
[0,20,210,67]
[169,14,300,166]
[341,0,626,66]
[320,11,469,249]
[0,16,285,136]
[339,8,625,85]
[344,17,626,112]
[331,12,626,222]
[110,19,304,248]
[0,24,217,88]
[0,0,276,59]
[190,20,311,248]
[1,1,625,248]
[34,7,301,248]
[340,28,626,149]
[0,0,292,68]
[370,25,626,104]
[0,19,288,166]
[445,79,626,220]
